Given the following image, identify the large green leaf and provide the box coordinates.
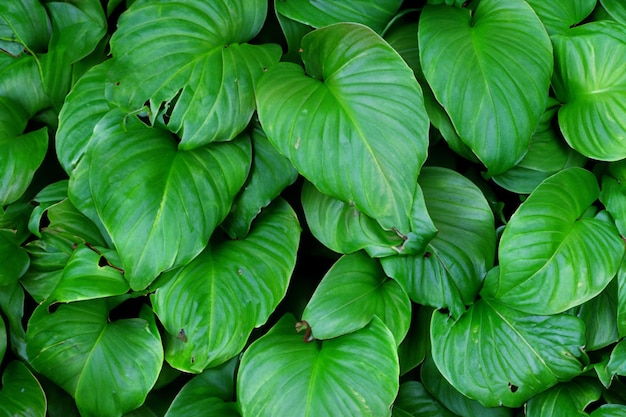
[0,361,46,417]
[430,297,587,408]
[108,0,280,149]
[238,314,398,417]
[420,354,512,417]
[56,60,111,173]
[525,0,596,35]
[381,167,496,319]
[419,0,553,175]
[392,381,457,417]
[26,301,163,417]
[552,22,626,161]
[489,168,624,315]
[151,199,300,372]
[164,359,239,417]
[0,229,29,286]
[0,96,48,206]
[301,251,410,345]
[275,0,402,34]
[77,109,251,290]
[256,22,430,235]
[221,125,298,239]
[526,378,601,417]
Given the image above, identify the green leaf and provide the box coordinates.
[257,22,430,234]
[238,314,398,417]
[108,0,280,149]
[489,168,624,315]
[0,229,29,286]
[151,199,300,372]
[525,378,602,417]
[618,259,626,339]
[601,163,626,237]
[164,359,239,417]
[275,0,402,34]
[221,125,298,239]
[577,279,619,351]
[0,280,27,360]
[301,251,410,345]
[420,354,512,417]
[0,0,50,52]
[381,167,496,319]
[26,301,163,417]
[0,96,48,206]
[398,305,430,376]
[600,0,626,24]
[392,381,457,417]
[79,109,251,290]
[431,297,586,408]
[56,60,111,173]
[0,361,46,417]
[552,22,626,161]
[0,54,50,117]
[591,405,626,417]
[419,0,553,175]
[526,0,596,35]
[607,339,626,377]
[0,316,5,364]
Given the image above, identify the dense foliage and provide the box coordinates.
[1,0,626,416]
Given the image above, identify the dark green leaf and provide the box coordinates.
[257,22,430,234]
[0,229,29,286]
[431,297,586,408]
[0,361,46,417]
[525,378,602,417]
[238,314,398,417]
[419,0,553,175]
[302,251,411,345]
[27,301,163,417]
[577,279,619,351]
[151,199,300,372]
[392,381,457,417]
[0,0,50,52]
[0,316,5,364]
[600,0,626,24]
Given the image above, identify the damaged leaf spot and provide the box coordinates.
[177,329,188,343]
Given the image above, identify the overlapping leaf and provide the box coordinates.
[431,297,586,408]
[392,381,457,417]
[525,378,601,417]
[0,361,46,417]
[601,0,626,24]
[490,168,624,315]
[0,229,29,286]
[526,0,596,35]
[301,251,410,345]
[419,0,553,175]
[108,0,281,148]
[0,0,50,53]
[381,167,496,319]
[77,109,251,290]
[552,22,626,161]
[238,314,398,417]
[257,22,430,235]
[151,199,300,372]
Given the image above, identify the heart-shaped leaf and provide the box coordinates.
[552,22,626,161]
[489,168,624,315]
[0,96,48,206]
[431,296,587,408]
[419,0,553,175]
[151,198,300,372]
[79,109,251,290]
[301,251,410,345]
[525,378,601,417]
[221,125,298,239]
[108,0,281,148]
[525,0,596,35]
[257,22,430,234]
[238,314,398,417]
[164,359,239,417]
[0,361,46,417]
[275,0,402,34]
[381,167,496,319]
[26,301,163,417]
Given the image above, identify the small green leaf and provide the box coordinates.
[238,314,398,417]
[275,0,402,34]
[0,361,46,417]
[526,0,596,35]
[164,359,239,417]
[525,378,602,417]
[552,22,626,161]
[257,22,430,234]
[151,199,300,372]
[419,0,553,175]
[301,251,411,345]
[79,109,251,290]
[491,168,624,314]
[381,167,496,319]
[431,297,586,408]
[26,301,163,417]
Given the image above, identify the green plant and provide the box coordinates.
[1,0,626,415]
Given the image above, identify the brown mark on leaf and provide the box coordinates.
[177,329,188,343]
[296,320,314,343]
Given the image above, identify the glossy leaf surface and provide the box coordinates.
[526,0,596,35]
[525,378,601,417]
[0,361,46,417]
[238,314,398,417]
